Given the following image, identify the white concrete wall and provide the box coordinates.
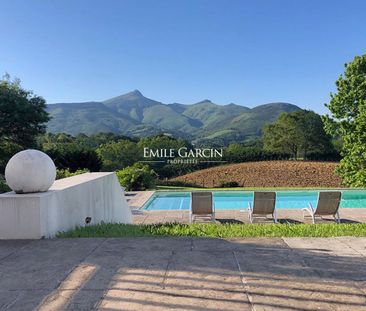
[0,172,132,239]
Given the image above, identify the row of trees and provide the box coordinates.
[36,129,337,180]
[38,133,223,179]
[39,133,193,178]
[1,54,366,187]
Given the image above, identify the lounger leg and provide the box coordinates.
[248,210,253,223]
[249,211,253,223]
[273,210,278,224]
[335,211,340,224]
[248,203,253,223]
[303,203,315,224]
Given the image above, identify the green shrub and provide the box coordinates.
[97,140,141,171]
[225,147,292,163]
[56,168,89,180]
[157,179,199,188]
[305,151,340,161]
[218,181,240,188]
[0,175,10,193]
[116,163,157,191]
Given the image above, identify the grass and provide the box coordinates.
[57,223,366,238]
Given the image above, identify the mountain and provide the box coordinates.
[46,101,138,134]
[103,90,200,134]
[46,90,301,145]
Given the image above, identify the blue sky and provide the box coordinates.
[0,0,365,114]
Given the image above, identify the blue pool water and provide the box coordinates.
[143,191,366,210]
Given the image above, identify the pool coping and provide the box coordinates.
[126,191,155,211]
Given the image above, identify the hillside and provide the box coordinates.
[47,90,301,144]
[172,161,343,188]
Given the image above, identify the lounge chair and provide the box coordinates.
[248,192,277,223]
[303,191,341,224]
[190,192,215,223]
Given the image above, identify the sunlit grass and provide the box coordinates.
[57,223,366,238]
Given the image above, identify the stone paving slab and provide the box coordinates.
[335,237,366,257]
[0,240,32,261]
[0,237,366,310]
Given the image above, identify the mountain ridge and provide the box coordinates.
[46,90,301,145]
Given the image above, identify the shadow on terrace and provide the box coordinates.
[0,237,365,310]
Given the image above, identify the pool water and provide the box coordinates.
[143,191,366,211]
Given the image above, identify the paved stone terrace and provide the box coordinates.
[1,237,366,310]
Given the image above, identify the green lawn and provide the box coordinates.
[57,223,366,238]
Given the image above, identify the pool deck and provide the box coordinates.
[133,209,366,224]
[128,191,366,224]
[1,237,366,310]
[125,190,155,211]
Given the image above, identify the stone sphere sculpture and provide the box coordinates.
[5,149,56,194]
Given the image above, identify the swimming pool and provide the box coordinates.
[143,190,366,210]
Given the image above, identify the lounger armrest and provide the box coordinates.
[308,203,314,213]
[302,203,314,217]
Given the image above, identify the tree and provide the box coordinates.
[0,75,49,148]
[97,140,141,171]
[0,75,50,172]
[295,110,334,157]
[225,141,263,162]
[43,142,102,172]
[137,134,192,178]
[323,54,366,186]
[224,139,291,162]
[263,110,332,159]
[263,114,301,159]
[40,134,102,172]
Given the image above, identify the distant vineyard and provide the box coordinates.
[171,161,343,188]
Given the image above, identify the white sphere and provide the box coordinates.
[5,149,56,194]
